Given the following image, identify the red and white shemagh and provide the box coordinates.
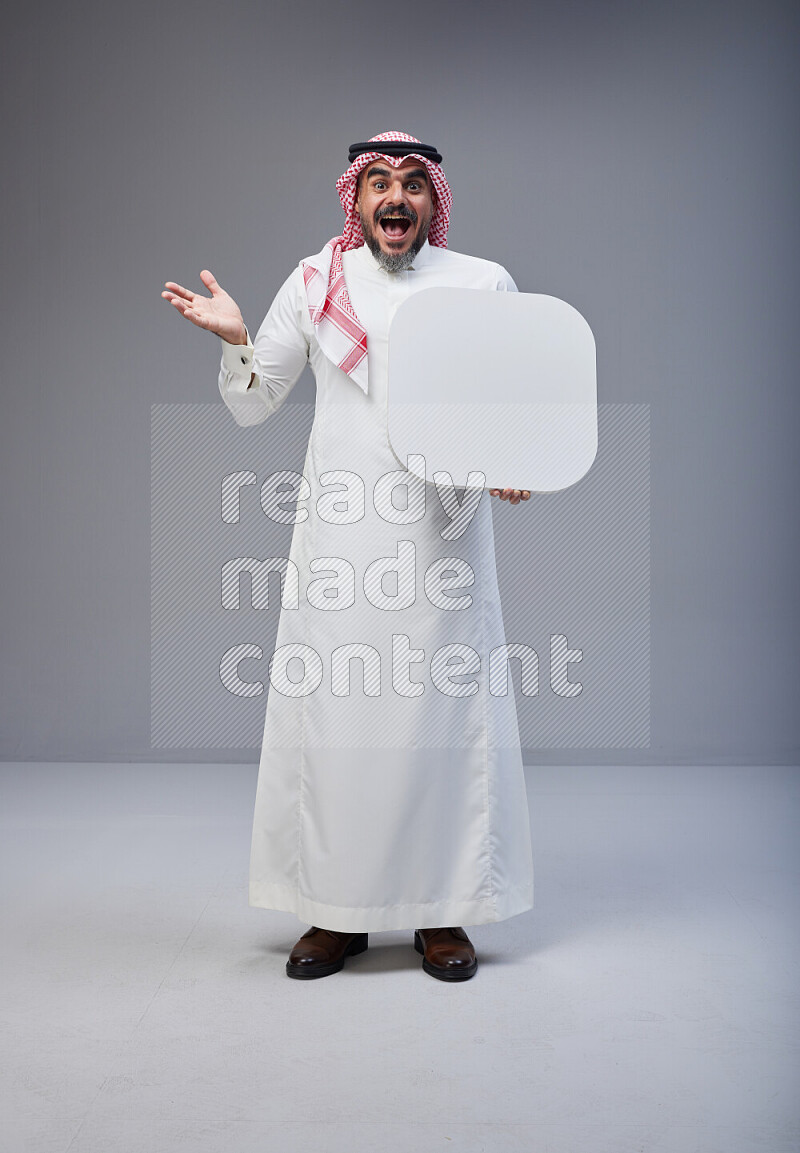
[301,131,453,395]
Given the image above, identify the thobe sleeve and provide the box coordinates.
[218,266,311,427]
[494,265,519,294]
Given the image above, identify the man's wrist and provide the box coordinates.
[220,325,255,380]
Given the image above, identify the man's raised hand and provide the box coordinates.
[161,270,247,345]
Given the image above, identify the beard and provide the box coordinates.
[359,204,432,272]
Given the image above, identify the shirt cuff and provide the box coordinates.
[220,326,255,382]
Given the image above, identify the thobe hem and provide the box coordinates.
[248,879,534,933]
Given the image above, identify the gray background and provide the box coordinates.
[1,0,797,765]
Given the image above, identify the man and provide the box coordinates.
[162,131,533,982]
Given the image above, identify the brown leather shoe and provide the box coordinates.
[285,925,369,979]
[414,926,478,981]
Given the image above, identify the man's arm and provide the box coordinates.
[161,266,310,429]
[219,324,256,389]
[217,266,311,428]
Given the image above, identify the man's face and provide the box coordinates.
[355,157,436,272]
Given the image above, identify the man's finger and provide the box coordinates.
[162,291,188,308]
[164,296,210,328]
[200,269,222,296]
[163,294,191,315]
[163,281,197,303]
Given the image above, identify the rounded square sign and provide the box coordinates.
[388,288,598,492]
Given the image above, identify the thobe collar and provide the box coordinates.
[356,237,433,274]
[321,240,434,398]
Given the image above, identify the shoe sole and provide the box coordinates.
[285,933,369,979]
[414,929,478,981]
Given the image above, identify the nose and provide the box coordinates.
[386,176,407,204]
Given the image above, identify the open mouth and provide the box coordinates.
[379,214,412,239]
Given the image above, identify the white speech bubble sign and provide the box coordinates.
[388,288,598,492]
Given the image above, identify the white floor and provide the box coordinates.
[1,763,797,1153]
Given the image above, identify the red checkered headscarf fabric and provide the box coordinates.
[335,130,452,251]
[301,131,453,395]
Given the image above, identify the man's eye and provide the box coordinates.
[373,182,386,190]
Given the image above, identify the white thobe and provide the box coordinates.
[218,238,534,933]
